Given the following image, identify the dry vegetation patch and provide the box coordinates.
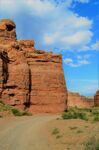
[0,100,32,117]
[45,107,99,150]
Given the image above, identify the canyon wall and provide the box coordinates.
[94,90,99,106]
[0,19,97,112]
[0,19,67,113]
[67,91,94,108]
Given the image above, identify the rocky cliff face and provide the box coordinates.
[67,91,94,108]
[94,90,99,106]
[0,19,67,113]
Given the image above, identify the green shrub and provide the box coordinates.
[76,107,92,113]
[11,108,23,116]
[92,109,99,115]
[0,100,5,105]
[62,111,78,119]
[62,111,88,120]
[62,107,99,122]
[92,111,99,115]
[11,108,32,116]
[94,116,99,122]
[0,100,32,117]
[77,130,83,133]
[69,126,78,130]
[22,111,32,116]
[52,128,60,135]
[84,137,99,150]
[56,135,62,139]
[76,112,88,120]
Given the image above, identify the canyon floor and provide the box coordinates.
[0,115,99,150]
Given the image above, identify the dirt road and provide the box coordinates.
[0,115,58,150]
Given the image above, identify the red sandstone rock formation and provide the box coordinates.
[94,90,99,106]
[0,19,16,43]
[67,91,94,108]
[0,19,67,113]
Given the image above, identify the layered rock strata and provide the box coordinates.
[0,19,67,113]
[67,91,94,108]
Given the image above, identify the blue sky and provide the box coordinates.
[0,0,99,96]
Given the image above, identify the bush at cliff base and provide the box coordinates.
[0,100,32,117]
[62,107,99,121]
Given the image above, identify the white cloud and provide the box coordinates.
[23,0,55,16]
[53,0,90,6]
[0,0,93,51]
[40,1,92,51]
[61,31,92,46]
[74,0,90,3]
[77,55,82,59]
[64,54,90,67]
[69,60,90,67]
[91,41,99,51]
[42,13,92,51]
[0,0,22,14]
[77,54,91,59]
[43,33,59,45]
[64,58,73,63]
[73,17,92,28]
[0,0,55,15]
[77,60,90,65]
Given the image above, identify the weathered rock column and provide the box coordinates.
[0,20,30,110]
[27,50,67,113]
[19,40,67,113]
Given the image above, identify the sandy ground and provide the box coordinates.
[0,115,58,150]
[0,115,99,150]
[46,119,99,150]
